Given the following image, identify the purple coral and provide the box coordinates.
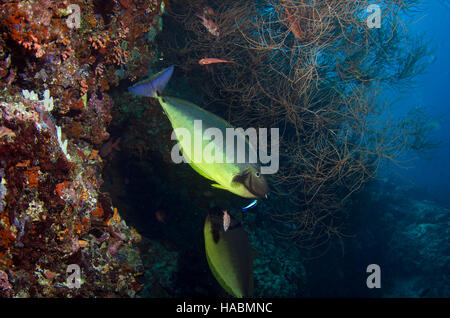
[0,168,6,215]
[107,240,122,256]
[0,270,12,297]
[88,93,113,120]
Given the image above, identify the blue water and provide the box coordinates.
[386,1,450,206]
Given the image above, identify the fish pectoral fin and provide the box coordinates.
[232,168,252,184]
[231,175,244,185]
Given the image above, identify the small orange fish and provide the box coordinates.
[100,137,121,158]
[203,6,216,16]
[199,57,235,65]
[155,210,166,223]
[285,8,304,41]
[196,13,219,37]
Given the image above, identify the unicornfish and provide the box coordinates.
[128,65,270,199]
[204,208,254,298]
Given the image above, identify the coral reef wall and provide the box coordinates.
[0,0,164,297]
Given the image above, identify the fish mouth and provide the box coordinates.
[246,188,268,199]
[251,191,269,199]
[251,188,270,199]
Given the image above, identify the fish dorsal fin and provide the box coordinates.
[163,97,234,130]
[159,96,259,164]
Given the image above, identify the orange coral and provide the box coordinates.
[89,149,99,161]
[78,240,89,248]
[106,207,121,226]
[130,228,142,243]
[80,78,89,96]
[75,222,82,234]
[107,41,130,66]
[81,217,90,229]
[92,206,104,218]
[24,166,40,188]
[88,35,110,54]
[0,228,16,251]
[55,181,70,198]
[66,122,83,138]
[15,160,30,168]
[120,0,133,9]
[112,208,121,223]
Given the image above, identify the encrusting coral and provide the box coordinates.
[0,0,165,297]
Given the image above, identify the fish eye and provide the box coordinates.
[255,172,260,177]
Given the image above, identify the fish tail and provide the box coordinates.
[128,65,174,97]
